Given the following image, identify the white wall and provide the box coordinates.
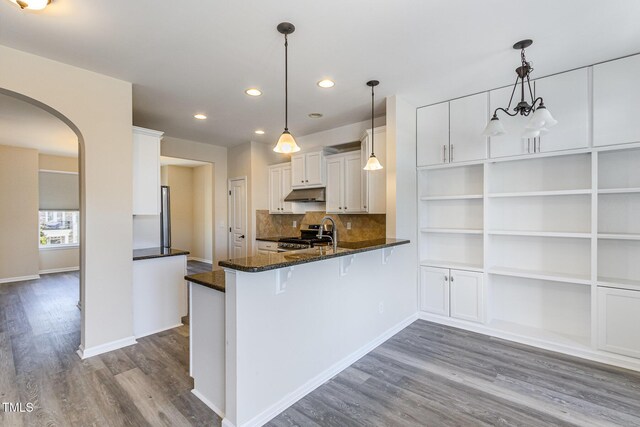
[295,117,386,149]
[192,164,213,262]
[161,136,228,267]
[0,44,134,355]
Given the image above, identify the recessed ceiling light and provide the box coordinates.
[245,88,262,97]
[308,113,323,119]
[254,130,265,135]
[194,114,207,120]
[317,79,335,88]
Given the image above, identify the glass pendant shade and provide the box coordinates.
[526,105,558,130]
[364,154,383,171]
[10,0,50,9]
[273,130,300,154]
[482,116,506,137]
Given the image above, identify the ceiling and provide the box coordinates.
[1,1,639,148]
[0,91,78,156]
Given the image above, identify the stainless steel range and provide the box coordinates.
[277,224,333,252]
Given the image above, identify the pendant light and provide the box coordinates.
[8,0,51,10]
[273,22,301,154]
[363,80,383,171]
[482,39,557,139]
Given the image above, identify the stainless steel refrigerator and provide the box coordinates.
[160,185,171,249]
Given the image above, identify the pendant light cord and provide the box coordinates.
[284,34,289,131]
[371,84,375,155]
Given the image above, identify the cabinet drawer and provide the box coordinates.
[256,241,278,252]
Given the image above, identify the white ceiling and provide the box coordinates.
[1,1,639,148]
[0,92,78,156]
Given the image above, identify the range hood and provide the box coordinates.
[284,187,326,202]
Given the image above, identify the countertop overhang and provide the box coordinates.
[219,238,410,273]
[185,270,226,292]
[133,247,190,261]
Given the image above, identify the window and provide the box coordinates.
[39,211,79,247]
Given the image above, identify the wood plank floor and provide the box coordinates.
[187,260,213,275]
[3,272,640,426]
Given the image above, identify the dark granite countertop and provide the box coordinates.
[256,236,288,242]
[185,270,225,292]
[219,238,409,273]
[133,247,190,261]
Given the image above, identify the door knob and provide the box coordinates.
[240,235,245,239]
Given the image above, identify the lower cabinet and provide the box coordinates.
[598,287,640,359]
[256,240,278,255]
[420,266,483,323]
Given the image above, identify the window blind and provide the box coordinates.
[39,171,79,210]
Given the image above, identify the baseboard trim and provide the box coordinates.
[188,257,213,264]
[417,312,640,373]
[0,274,40,284]
[221,419,236,427]
[39,267,79,275]
[191,389,225,419]
[242,313,419,427]
[77,336,137,359]
[134,323,183,339]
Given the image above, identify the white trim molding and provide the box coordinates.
[188,257,213,264]
[192,389,225,419]
[39,266,80,275]
[0,274,40,284]
[76,336,137,359]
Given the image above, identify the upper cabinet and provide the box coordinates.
[269,163,294,214]
[417,94,487,166]
[326,152,364,214]
[489,68,588,158]
[594,54,640,147]
[361,126,387,213]
[291,150,325,188]
[132,126,163,215]
[534,68,589,153]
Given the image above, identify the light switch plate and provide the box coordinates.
[346,222,352,230]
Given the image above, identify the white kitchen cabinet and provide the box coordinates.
[256,240,278,255]
[489,85,537,158]
[417,95,487,166]
[326,152,364,214]
[450,269,483,323]
[534,68,589,153]
[132,126,163,215]
[598,287,640,358]
[291,150,325,188]
[419,266,450,316]
[449,93,488,163]
[420,266,483,323]
[417,102,449,166]
[594,54,640,147]
[268,163,294,214]
[360,127,386,213]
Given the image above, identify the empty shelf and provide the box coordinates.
[488,267,591,285]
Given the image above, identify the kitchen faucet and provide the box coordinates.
[318,216,338,252]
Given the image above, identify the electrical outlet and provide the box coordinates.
[346,222,352,230]
[293,220,297,228]
[378,302,384,314]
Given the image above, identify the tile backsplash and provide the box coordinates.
[256,210,386,242]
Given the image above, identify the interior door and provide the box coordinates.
[449,270,483,323]
[344,153,363,213]
[305,152,323,186]
[449,93,488,163]
[419,266,450,316]
[281,166,293,213]
[325,157,342,213]
[269,167,282,214]
[228,177,247,259]
[291,154,306,188]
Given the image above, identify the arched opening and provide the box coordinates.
[0,88,87,354]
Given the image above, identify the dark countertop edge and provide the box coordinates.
[256,236,287,242]
[184,271,226,293]
[133,248,190,261]
[219,239,410,273]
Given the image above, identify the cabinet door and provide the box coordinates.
[343,154,363,213]
[325,157,343,213]
[305,152,324,187]
[488,85,535,158]
[362,129,387,214]
[449,270,483,323]
[291,154,306,188]
[417,103,449,166]
[535,68,589,153]
[450,93,488,163]
[281,166,293,213]
[269,167,282,214]
[132,131,161,215]
[594,55,640,147]
[598,287,640,358]
[419,266,450,316]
